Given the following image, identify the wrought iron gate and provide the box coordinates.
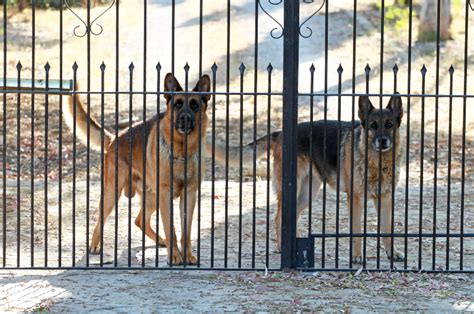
[0,0,473,272]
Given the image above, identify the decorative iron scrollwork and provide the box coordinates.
[64,0,116,38]
[298,0,326,38]
[257,0,284,39]
[257,0,326,39]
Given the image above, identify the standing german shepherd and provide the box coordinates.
[64,73,211,265]
[209,95,405,264]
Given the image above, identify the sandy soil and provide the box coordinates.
[1,269,474,312]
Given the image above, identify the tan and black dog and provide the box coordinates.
[209,95,405,264]
[64,73,211,265]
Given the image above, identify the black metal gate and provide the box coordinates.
[0,0,473,272]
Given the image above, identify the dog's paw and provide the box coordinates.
[185,254,198,265]
[167,252,184,266]
[387,250,405,262]
[352,255,363,265]
[158,236,166,248]
[89,244,101,255]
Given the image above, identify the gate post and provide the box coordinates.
[281,0,300,269]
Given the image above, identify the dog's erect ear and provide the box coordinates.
[358,96,375,127]
[387,93,404,126]
[164,73,183,102]
[192,75,211,102]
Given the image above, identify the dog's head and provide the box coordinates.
[358,94,403,153]
[163,73,211,135]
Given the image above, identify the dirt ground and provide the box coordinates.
[1,269,474,311]
[1,0,474,311]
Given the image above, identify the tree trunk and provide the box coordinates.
[419,0,452,41]
[18,0,27,11]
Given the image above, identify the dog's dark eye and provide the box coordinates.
[385,121,393,129]
[190,100,199,111]
[370,121,378,130]
[174,101,183,109]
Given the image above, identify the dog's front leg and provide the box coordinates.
[350,194,363,264]
[159,190,183,265]
[379,195,405,262]
[179,184,198,265]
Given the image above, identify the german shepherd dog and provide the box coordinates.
[64,73,211,265]
[209,95,405,264]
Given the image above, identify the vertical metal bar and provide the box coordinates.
[376,0,385,270]
[86,0,91,268]
[446,65,454,270]
[349,0,357,270]
[44,63,50,267]
[251,0,259,270]
[335,65,343,269]
[363,64,371,269]
[224,0,231,269]
[72,62,78,267]
[238,63,245,268]
[280,0,299,269]
[210,63,218,268]
[404,0,414,271]
[321,0,329,270]
[100,62,106,267]
[114,0,120,268]
[432,0,442,271]
[128,63,134,267]
[169,0,175,268]
[155,63,161,268]
[58,0,64,268]
[265,63,273,268]
[197,0,204,269]
[419,65,427,271]
[308,64,315,239]
[2,0,7,268]
[16,61,22,268]
[30,0,36,268]
[460,0,470,271]
[142,0,148,268]
[183,63,189,268]
[390,65,399,271]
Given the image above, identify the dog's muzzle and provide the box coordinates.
[373,136,392,152]
[176,113,195,134]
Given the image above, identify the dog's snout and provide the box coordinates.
[177,112,195,133]
[374,136,392,151]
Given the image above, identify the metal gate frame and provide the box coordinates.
[1,0,473,272]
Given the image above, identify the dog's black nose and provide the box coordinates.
[375,136,391,151]
[177,112,195,133]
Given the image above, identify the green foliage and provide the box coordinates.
[376,1,411,32]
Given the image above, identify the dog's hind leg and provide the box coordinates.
[90,159,127,254]
[134,191,166,247]
[296,173,322,229]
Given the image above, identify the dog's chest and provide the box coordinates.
[354,154,400,197]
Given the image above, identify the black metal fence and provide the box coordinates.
[0,0,473,272]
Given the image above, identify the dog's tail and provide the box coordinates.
[206,131,281,168]
[63,87,113,151]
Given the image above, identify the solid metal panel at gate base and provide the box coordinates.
[0,0,472,272]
